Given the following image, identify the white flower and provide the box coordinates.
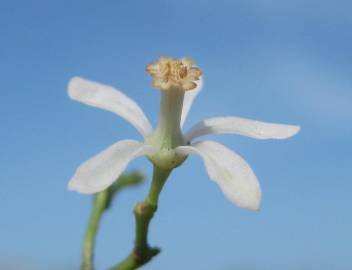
[68,57,300,210]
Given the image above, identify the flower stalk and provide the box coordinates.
[111,165,172,270]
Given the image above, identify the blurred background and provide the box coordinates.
[1,1,351,269]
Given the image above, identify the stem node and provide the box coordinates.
[111,166,171,270]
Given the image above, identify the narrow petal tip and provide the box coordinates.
[226,177,262,211]
[274,124,301,140]
[67,178,98,195]
[67,76,83,99]
[68,76,97,102]
[238,191,261,211]
[67,179,79,192]
[287,125,301,138]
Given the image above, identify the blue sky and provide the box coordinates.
[1,1,351,269]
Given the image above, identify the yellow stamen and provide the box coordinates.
[146,56,202,91]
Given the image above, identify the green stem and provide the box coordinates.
[111,165,172,270]
[80,172,145,270]
[82,191,108,270]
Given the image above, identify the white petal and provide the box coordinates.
[176,141,261,210]
[68,140,155,194]
[68,77,153,137]
[184,116,300,142]
[180,77,203,127]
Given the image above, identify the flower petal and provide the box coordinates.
[180,77,203,127]
[68,77,153,137]
[68,140,155,194]
[176,140,261,210]
[184,116,300,142]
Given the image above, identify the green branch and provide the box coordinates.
[81,172,145,270]
[82,191,108,270]
[111,165,172,270]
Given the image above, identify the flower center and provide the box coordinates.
[145,56,202,169]
[145,56,202,91]
[144,85,186,170]
[169,61,187,80]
